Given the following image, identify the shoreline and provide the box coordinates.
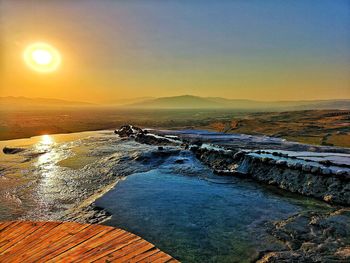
[60,179,122,224]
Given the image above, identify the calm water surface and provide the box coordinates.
[96,164,330,262]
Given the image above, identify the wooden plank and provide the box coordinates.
[53,228,125,260]
[0,221,16,232]
[138,251,165,263]
[113,242,155,262]
[0,221,178,263]
[36,224,109,262]
[1,222,60,261]
[138,251,174,263]
[0,221,47,252]
[61,232,135,260]
[0,221,23,240]
[152,253,174,263]
[74,231,135,262]
[76,233,140,262]
[0,221,38,244]
[44,225,115,262]
[125,247,160,263]
[0,222,44,252]
[24,222,91,262]
[93,239,152,262]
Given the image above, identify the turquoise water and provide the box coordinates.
[96,164,330,262]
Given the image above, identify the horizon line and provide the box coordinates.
[1,94,350,105]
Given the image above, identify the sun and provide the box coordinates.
[23,42,61,73]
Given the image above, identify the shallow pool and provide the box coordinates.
[96,164,330,262]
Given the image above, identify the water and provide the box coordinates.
[96,157,331,262]
[0,130,156,221]
[0,129,333,262]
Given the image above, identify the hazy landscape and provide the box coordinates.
[1,96,349,148]
[1,1,349,262]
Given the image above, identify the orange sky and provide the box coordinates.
[1,1,349,103]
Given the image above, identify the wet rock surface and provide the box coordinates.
[0,129,184,223]
[114,124,144,138]
[3,146,25,154]
[62,203,112,224]
[115,124,179,145]
[236,154,350,206]
[114,125,350,206]
[114,125,350,262]
[187,144,350,206]
[257,209,350,262]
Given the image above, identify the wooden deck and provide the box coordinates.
[0,221,179,263]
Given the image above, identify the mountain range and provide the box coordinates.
[1,95,349,111]
[125,95,350,110]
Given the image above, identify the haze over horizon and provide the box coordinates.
[1,94,350,105]
[1,0,350,103]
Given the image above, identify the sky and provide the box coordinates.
[1,0,349,103]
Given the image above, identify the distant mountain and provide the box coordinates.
[2,95,349,111]
[127,95,224,108]
[103,97,155,106]
[125,95,350,110]
[0,96,94,110]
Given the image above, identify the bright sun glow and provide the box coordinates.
[41,134,54,145]
[23,42,61,73]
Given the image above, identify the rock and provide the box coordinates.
[335,170,347,176]
[261,157,269,163]
[276,160,287,166]
[114,125,143,138]
[235,154,350,205]
[233,151,245,161]
[320,160,332,166]
[323,195,333,202]
[257,251,303,263]
[174,159,186,164]
[115,125,178,146]
[287,162,295,168]
[321,168,331,175]
[310,166,320,174]
[295,163,302,170]
[258,209,350,263]
[302,164,311,172]
[190,146,199,152]
[268,159,276,165]
[135,133,175,146]
[3,147,25,154]
[192,139,203,147]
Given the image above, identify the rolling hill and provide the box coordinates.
[125,95,350,110]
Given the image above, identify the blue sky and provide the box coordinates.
[2,0,349,102]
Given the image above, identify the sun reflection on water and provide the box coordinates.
[36,135,55,153]
[34,134,65,212]
[35,134,58,167]
[41,134,54,145]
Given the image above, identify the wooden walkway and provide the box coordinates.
[0,221,179,263]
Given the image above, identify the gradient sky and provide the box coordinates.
[1,0,349,103]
